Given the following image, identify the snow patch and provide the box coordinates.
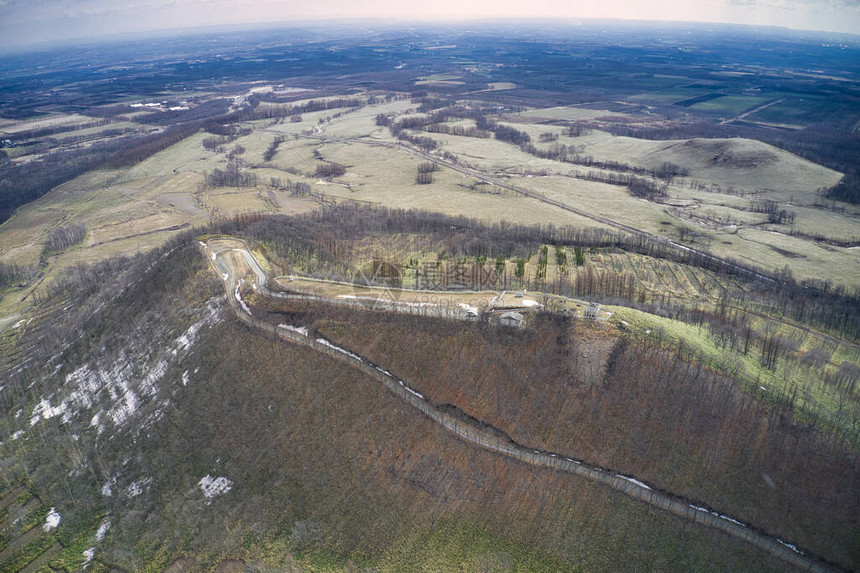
[174,300,221,353]
[617,474,652,490]
[199,475,233,499]
[44,507,61,531]
[457,302,479,316]
[689,504,746,528]
[101,476,116,497]
[95,519,111,541]
[719,514,746,527]
[82,547,95,568]
[405,386,424,399]
[108,380,139,426]
[521,299,542,307]
[235,282,252,315]
[279,324,309,336]
[777,538,802,554]
[140,359,168,397]
[125,477,152,498]
[11,430,24,440]
[90,412,105,435]
[181,370,190,387]
[30,397,67,426]
[316,338,362,361]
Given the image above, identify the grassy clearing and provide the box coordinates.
[747,98,854,127]
[205,188,269,213]
[691,95,773,115]
[720,228,859,285]
[780,204,860,238]
[528,175,672,232]
[0,113,94,135]
[302,141,608,229]
[515,106,633,121]
[114,131,222,182]
[609,305,858,444]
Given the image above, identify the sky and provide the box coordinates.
[1,0,859,50]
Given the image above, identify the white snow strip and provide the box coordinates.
[316,338,362,361]
[338,294,357,299]
[617,475,652,490]
[375,366,392,376]
[521,299,542,307]
[279,324,309,336]
[719,514,746,527]
[405,387,424,400]
[235,283,252,315]
[43,507,61,531]
[689,505,745,528]
[776,539,802,554]
[199,475,233,498]
[181,371,190,387]
[11,430,24,440]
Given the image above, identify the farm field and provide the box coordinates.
[2,92,859,326]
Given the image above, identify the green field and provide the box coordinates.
[690,95,773,115]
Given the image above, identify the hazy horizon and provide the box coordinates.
[1,0,859,53]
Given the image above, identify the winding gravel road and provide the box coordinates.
[200,238,839,573]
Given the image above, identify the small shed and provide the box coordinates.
[499,311,524,328]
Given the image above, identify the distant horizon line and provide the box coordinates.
[3,16,859,56]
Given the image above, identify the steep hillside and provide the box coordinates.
[308,307,859,570]
[0,234,808,572]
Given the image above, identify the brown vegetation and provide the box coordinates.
[304,308,859,570]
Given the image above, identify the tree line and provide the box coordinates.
[210,205,860,340]
[204,160,259,188]
[43,223,86,255]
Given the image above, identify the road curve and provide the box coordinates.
[199,239,839,573]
